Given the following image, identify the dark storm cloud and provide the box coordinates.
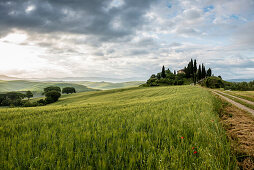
[0,0,156,41]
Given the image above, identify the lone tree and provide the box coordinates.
[45,90,61,104]
[62,87,76,94]
[43,86,61,94]
[161,65,166,78]
[26,91,33,100]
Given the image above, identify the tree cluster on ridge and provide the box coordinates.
[144,59,212,87]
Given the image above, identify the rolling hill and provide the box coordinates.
[0,75,20,80]
[0,80,96,96]
[0,86,237,169]
[0,80,145,94]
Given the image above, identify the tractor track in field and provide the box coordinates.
[212,90,254,117]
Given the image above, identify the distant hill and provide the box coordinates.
[0,80,144,96]
[226,78,254,82]
[74,81,145,90]
[0,80,96,97]
[0,75,20,80]
[0,74,146,83]
[38,77,146,82]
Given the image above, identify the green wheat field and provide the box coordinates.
[0,86,237,169]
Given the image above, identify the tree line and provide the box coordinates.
[201,76,254,90]
[0,86,76,107]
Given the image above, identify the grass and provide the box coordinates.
[219,100,254,169]
[0,86,237,169]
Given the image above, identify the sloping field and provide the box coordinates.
[0,86,237,169]
[75,81,145,90]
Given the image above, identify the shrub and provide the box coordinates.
[201,76,224,88]
[146,78,159,86]
[23,101,38,107]
[37,99,46,106]
[1,99,10,106]
[12,99,24,107]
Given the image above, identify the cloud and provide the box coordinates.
[0,0,156,41]
[174,27,201,36]
[183,8,202,20]
[232,21,254,48]
[0,0,253,80]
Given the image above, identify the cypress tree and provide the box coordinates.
[184,67,188,77]
[186,62,191,78]
[186,64,190,78]
[193,59,197,74]
[201,64,206,78]
[194,74,197,85]
[161,65,166,78]
[190,59,194,77]
[193,59,197,83]
[207,68,212,77]
[174,70,176,75]
[198,65,202,80]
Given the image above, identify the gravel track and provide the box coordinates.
[212,90,254,116]
[216,90,254,106]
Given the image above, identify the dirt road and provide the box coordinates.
[215,90,254,106]
[212,91,254,116]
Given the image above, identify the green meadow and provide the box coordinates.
[0,86,237,169]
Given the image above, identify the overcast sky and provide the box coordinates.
[0,0,253,80]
